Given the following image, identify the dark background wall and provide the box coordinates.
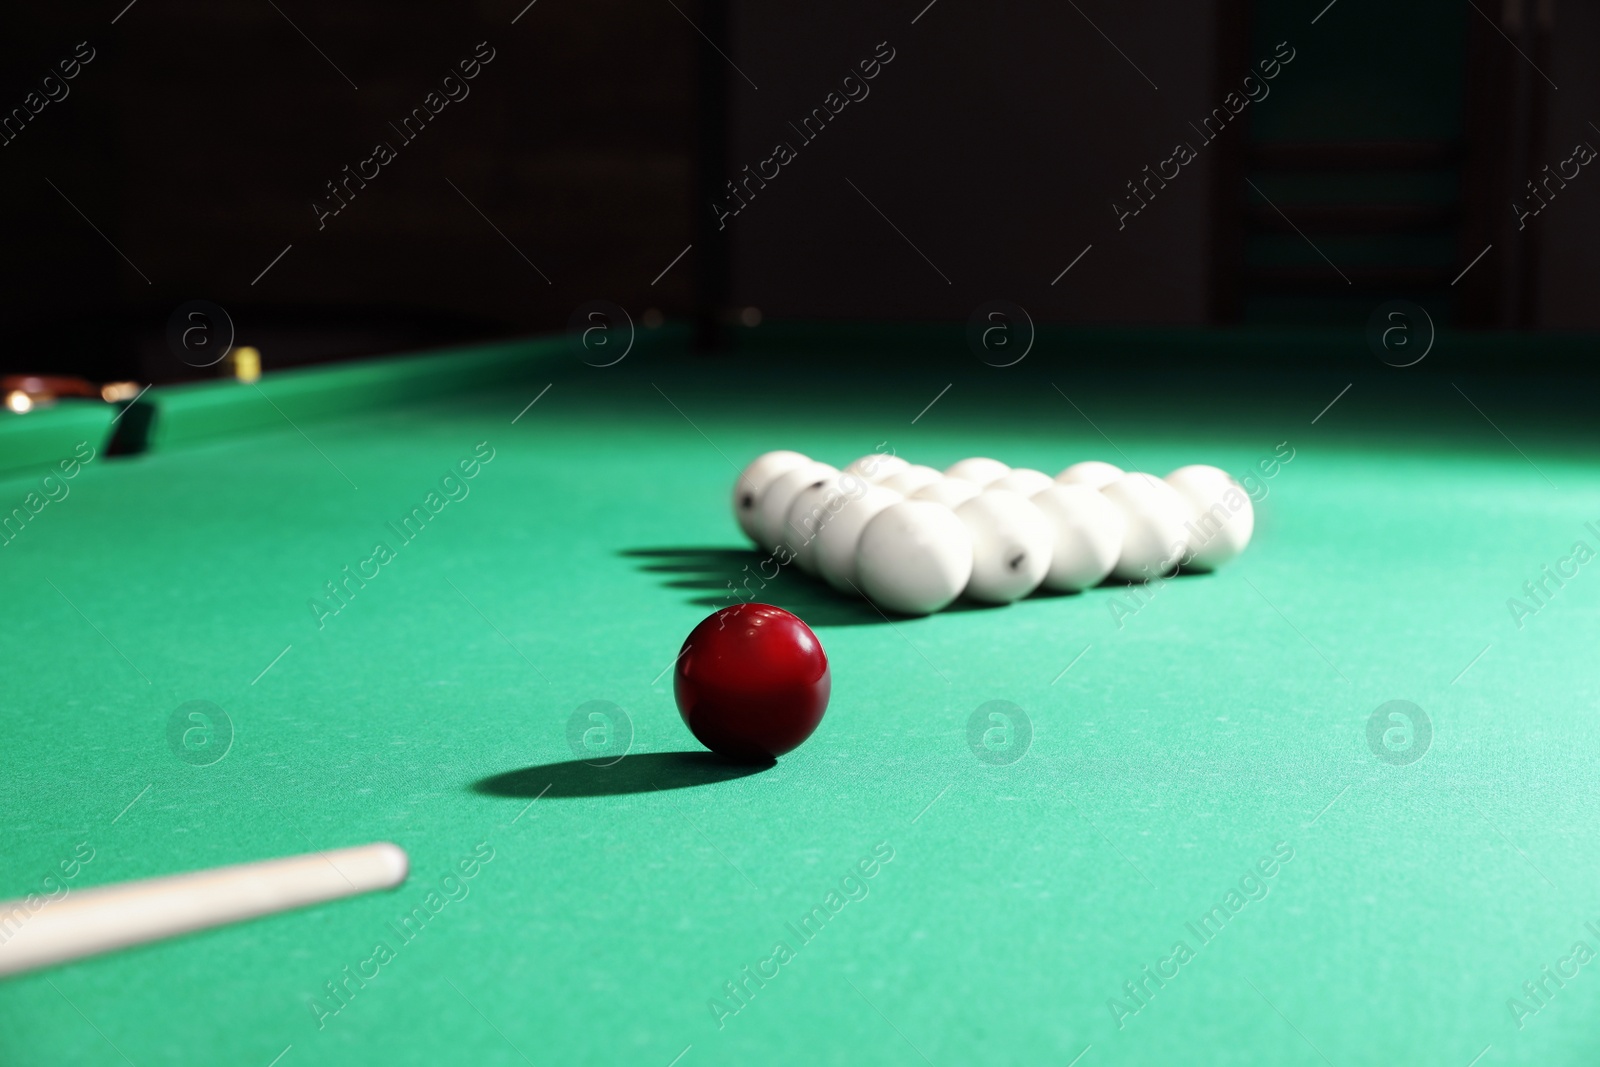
[0,1,1593,384]
[1530,0,1600,331]
[726,0,1217,324]
[0,1,697,382]
[725,0,1596,330]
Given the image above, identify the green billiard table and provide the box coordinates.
[3,322,1599,1065]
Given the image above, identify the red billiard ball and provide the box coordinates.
[674,603,830,760]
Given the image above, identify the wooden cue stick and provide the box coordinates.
[0,842,408,978]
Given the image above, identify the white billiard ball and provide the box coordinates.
[988,468,1054,497]
[1100,472,1190,581]
[844,453,910,483]
[1056,460,1124,490]
[732,450,809,544]
[782,472,869,575]
[1165,464,1254,570]
[954,490,1053,604]
[857,501,973,615]
[911,477,982,509]
[815,485,903,593]
[756,462,837,552]
[944,457,1010,486]
[1030,483,1126,592]
[878,464,945,496]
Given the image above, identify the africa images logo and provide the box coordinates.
[308,442,496,629]
[711,41,896,229]
[1107,842,1294,1029]
[1504,520,1600,631]
[313,42,497,231]
[0,441,96,548]
[306,842,495,1030]
[707,842,895,1030]
[0,40,95,148]
[1111,41,1295,230]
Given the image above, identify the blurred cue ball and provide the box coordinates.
[857,501,972,615]
[815,486,903,593]
[784,472,869,575]
[1031,484,1126,592]
[844,453,910,483]
[945,457,1010,486]
[1056,461,1123,490]
[910,477,981,509]
[732,451,809,544]
[954,490,1052,603]
[987,468,1054,497]
[1165,464,1254,570]
[1100,472,1191,581]
[878,464,944,496]
[756,462,838,553]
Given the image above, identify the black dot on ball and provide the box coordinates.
[1008,553,1026,571]
[740,493,754,508]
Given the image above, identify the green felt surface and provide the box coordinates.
[3,328,1600,1066]
[135,328,686,451]
[0,400,116,480]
